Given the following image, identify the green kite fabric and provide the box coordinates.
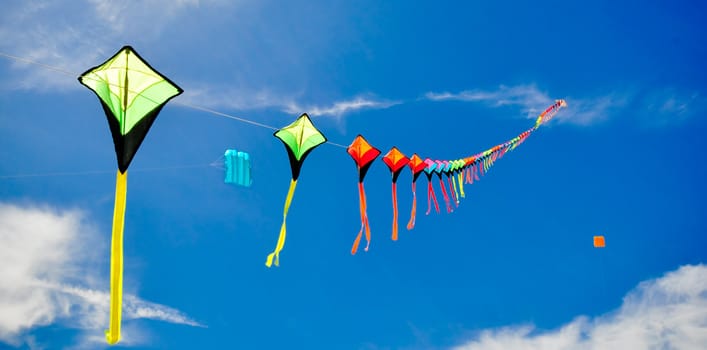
[274,113,327,181]
[79,45,183,173]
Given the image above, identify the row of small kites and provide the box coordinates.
[77,46,566,344]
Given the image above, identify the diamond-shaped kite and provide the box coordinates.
[382,147,410,241]
[347,135,381,254]
[267,113,327,267]
[406,154,427,230]
[79,46,183,345]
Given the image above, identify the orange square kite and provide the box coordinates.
[593,235,606,248]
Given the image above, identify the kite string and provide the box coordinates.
[0,52,77,76]
[0,51,348,150]
[0,163,217,179]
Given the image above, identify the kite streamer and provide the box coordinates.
[79,46,183,345]
[424,159,441,215]
[107,170,127,345]
[434,161,453,213]
[265,179,297,267]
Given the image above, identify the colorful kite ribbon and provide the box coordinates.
[423,158,441,215]
[434,160,453,213]
[406,154,427,230]
[266,114,326,267]
[348,135,381,254]
[78,46,183,345]
[454,160,466,198]
[442,161,459,206]
[535,99,568,128]
[382,147,410,241]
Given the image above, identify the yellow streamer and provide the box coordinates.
[458,172,465,198]
[451,175,460,204]
[106,170,127,345]
[266,179,298,267]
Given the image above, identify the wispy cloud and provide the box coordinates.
[425,84,553,111]
[0,202,202,348]
[0,1,230,91]
[425,84,705,126]
[425,85,616,125]
[452,264,707,350]
[285,96,400,117]
[180,86,399,118]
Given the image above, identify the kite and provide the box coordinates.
[442,160,459,206]
[423,158,440,215]
[454,159,466,198]
[224,149,252,187]
[347,135,381,254]
[535,99,568,128]
[382,147,409,241]
[79,46,183,345]
[266,113,326,267]
[406,153,427,230]
[435,160,453,213]
[594,235,606,248]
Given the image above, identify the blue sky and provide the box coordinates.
[1,1,706,349]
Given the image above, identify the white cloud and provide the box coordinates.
[452,264,707,350]
[285,96,400,117]
[0,202,202,348]
[0,1,229,91]
[179,85,399,118]
[425,85,612,125]
[425,84,553,112]
[425,85,704,126]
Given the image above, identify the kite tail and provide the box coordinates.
[407,182,417,230]
[351,182,372,254]
[466,167,472,184]
[458,172,465,198]
[106,170,127,345]
[266,179,298,267]
[426,181,440,215]
[438,178,453,213]
[474,164,481,181]
[450,175,459,205]
[391,182,399,241]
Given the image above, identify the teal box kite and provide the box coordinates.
[224,149,252,186]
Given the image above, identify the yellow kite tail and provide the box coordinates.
[106,170,127,345]
[266,179,298,267]
[451,175,460,205]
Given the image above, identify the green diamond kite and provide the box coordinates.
[78,46,182,345]
[79,45,183,173]
[266,113,326,267]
